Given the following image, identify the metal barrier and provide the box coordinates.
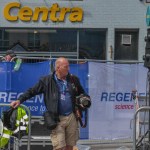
[0,58,147,149]
[9,55,144,64]
[0,56,4,61]
[0,51,78,58]
[11,56,50,63]
[18,116,52,149]
[133,106,150,150]
[0,51,78,63]
[0,103,31,150]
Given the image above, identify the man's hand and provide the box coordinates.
[10,100,20,108]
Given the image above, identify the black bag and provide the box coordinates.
[43,111,57,130]
[3,108,17,130]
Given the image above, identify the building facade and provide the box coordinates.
[0,0,148,61]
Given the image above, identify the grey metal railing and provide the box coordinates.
[9,55,145,64]
[133,106,150,150]
[0,56,4,61]
[0,51,77,58]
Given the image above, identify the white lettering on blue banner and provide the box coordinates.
[0,92,43,103]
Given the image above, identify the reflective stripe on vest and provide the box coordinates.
[23,114,28,119]
[13,126,27,134]
[2,133,10,139]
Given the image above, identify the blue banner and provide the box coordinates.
[70,62,89,139]
[70,62,88,93]
[0,61,50,116]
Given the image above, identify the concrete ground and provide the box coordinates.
[19,143,132,150]
[6,126,135,150]
[77,139,133,150]
[78,142,132,150]
[17,139,133,150]
[87,143,132,150]
[9,122,135,150]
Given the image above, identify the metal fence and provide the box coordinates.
[0,57,149,150]
[0,51,78,63]
[133,106,150,150]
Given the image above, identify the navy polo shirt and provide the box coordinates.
[54,74,73,116]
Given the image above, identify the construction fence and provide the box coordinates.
[0,56,150,150]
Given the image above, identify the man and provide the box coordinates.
[2,50,16,62]
[10,57,90,150]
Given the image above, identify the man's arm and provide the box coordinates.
[73,76,87,95]
[10,78,45,108]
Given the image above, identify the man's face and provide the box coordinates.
[58,61,70,77]
[5,55,12,61]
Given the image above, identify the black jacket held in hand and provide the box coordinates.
[18,72,86,122]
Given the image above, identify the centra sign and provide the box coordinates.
[3,2,83,22]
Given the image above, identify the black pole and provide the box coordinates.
[147,69,150,141]
[144,28,150,142]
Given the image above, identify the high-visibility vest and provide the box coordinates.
[0,107,28,149]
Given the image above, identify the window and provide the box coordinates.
[49,30,77,53]
[79,30,106,59]
[28,32,40,50]
[114,30,138,60]
[0,28,106,60]
[0,29,9,51]
[146,0,150,3]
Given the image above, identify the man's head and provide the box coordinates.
[5,50,16,61]
[55,57,70,79]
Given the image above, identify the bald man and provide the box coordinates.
[10,57,89,150]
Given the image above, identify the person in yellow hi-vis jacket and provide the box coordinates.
[0,107,28,149]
